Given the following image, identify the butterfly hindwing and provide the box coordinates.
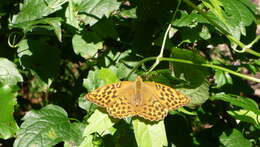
[107,96,136,118]
[136,83,168,121]
[137,99,168,121]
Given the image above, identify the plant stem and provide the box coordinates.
[245,49,260,57]
[127,57,260,83]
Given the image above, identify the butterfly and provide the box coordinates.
[85,76,190,121]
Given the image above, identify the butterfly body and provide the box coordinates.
[85,76,190,121]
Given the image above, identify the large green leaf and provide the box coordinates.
[0,85,19,139]
[0,58,22,139]
[220,129,251,147]
[133,119,167,147]
[14,105,82,147]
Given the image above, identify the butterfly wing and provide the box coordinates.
[106,95,136,119]
[144,82,191,110]
[136,84,168,121]
[136,99,168,121]
[85,81,136,119]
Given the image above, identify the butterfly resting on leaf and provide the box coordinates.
[85,76,190,121]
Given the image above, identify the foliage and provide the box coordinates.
[0,0,259,146]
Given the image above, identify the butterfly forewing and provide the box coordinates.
[144,82,190,110]
[85,81,137,118]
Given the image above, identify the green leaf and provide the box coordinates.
[227,110,260,128]
[14,105,81,147]
[83,68,119,92]
[97,68,119,84]
[64,123,85,147]
[132,119,167,147]
[80,109,117,147]
[83,70,103,92]
[12,0,63,24]
[172,11,208,27]
[211,93,259,115]
[220,129,251,147]
[65,0,80,29]
[119,7,137,19]
[214,69,233,87]
[178,80,209,106]
[0,58,22,139]
[199,26,211,40]
[0,58,23,85]
[77,0,121,26]
[78,94,97,111]
[72,32,103,59]
[219,0,255,29]
[172,48,209,87]
[0,85,19,139]
[202,0,255,42]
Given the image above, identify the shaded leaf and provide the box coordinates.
[11,17,63,42]
[17,39,60,83]
[172,48,209,87]
[211,93,259,115]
